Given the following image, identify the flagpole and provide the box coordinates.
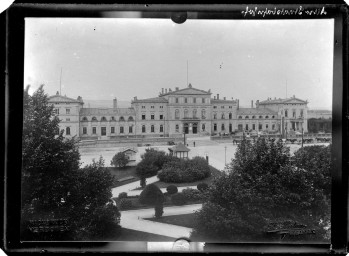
[60,67,63,95]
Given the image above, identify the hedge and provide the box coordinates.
[166,185,178,195]
[171,193,187,206]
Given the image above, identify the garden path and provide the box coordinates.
[120,204,202,238]
[111,175,159,198]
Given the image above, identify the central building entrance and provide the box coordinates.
[183,123,189,134]
[183,122,199,134]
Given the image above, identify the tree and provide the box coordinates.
[21,86,121,240]
[139,184,165,218]
[110,152,129,168]
[191,137,330,242]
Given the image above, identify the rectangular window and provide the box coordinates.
[111,127,115,133]
[252,124,256,130]
[266,124,269,129]
[54,108,59,115]
[129,126,133,133]
[160,115,163,120]
[300,109,304,117]
[214,123,217,131]
[293,110,296,118]
[193,98,196,103]
[202,98,205,103]
[176,98,179,103]
[83,127,87,134]
[245,124,248,130]
[142,106,145,109]
[213,106,217,109]
[221,106,224,109]
[92,127,96,134]
[272,124,275,130]
[185,98,187,103]
[151,114,155,120]
[259,124,262,130]
[160,125,163,132]
[151,125,155,132]
[101,127,106,136]
[120,127,124,133]
[66,108,70,114]
[66,118,70,121]
[142,114,146,120]
[151,106,155,109]
[66,127,70,135]
[160,106,163,109]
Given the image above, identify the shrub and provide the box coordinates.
[182,188,203,201]
[139,184,165,205]
[166,185,178,195]
[171,193,187,206]
[155,203,164,218]
[119,198,132,210]
[197,183,209,192]
[158,157,211,183]
[118,192,128,199]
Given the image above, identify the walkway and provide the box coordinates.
[125,186,198,197]
[120,204,202,238]
[111,176,159,198]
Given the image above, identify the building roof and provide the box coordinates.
[259,96,307,105]
[160,84,211,96]
[120,147,138,153]
[169,142,190,152]
[211,99,238,104]
[237,107,277,115]
[48,93,84,104]
[80,107,135,116]
[132,97,168,103]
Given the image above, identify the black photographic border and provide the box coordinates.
[3,2,348,254]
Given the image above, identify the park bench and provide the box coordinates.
[117,176,135,183]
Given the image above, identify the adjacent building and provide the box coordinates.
[48,84,309,140]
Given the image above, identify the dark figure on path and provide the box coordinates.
[193,141,196,147]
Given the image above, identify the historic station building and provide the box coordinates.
[48,84,308,140]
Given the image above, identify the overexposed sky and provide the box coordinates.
[24,18,334,109]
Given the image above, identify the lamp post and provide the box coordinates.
[299,117,304,148]
[224,146,227,165]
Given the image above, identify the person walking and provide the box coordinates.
[193,141,196,147]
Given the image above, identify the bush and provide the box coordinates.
[197,183,209,192]
[155,203,164,218]
[118,192,128,199]
[119,198,132,210]
[166,185,178,195]
[182,188,203,201]
[171,193,187,206]
[158,157,211,183]
[139,184,165,205]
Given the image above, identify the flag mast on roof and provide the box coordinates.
[59,67,63,96]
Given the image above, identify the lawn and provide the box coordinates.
[144,213,197,229]
[105,166,140,187]
[151,165,222,189]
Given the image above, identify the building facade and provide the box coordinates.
[48,85,308,140]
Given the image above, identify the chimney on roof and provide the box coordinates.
[251,100,253,108]
[237,99,239,110]
[133,96,137,101]
[165,89,168,93]
[188,83,192,88]
[113,98,117,109]
[208,89,211,93]
[214,96,216,100]
[176,87,179,91]
[256,100,259,108]
[217,94,219,100]
[162,88,164,94]
[56,91,59,95]
[169,88,172,92]
[293,95,295,98]
[224,97,226,100]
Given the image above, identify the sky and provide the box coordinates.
[24,18,334,110]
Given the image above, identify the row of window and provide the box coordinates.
[82,126,134,135]
[238,115,275,119]
[211,123,276,132]
[141,125,164,133]
[141,114,164,120]
[213,106,233,109]
[173,97,207,104]
[81,116,134,122]
[141,106,164,109]
[282,109,304,118]
[174,109,206,119]
[54,108,70,115]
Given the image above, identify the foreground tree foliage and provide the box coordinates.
[191,138,331,242]
[21,86,120,240]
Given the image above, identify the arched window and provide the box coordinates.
[245,116,249,119]
[202,109,206,119]
[119,116,125,121]
[252,116,255,119]
[82,116,88,121]
[101,116,107,121]
[91,116,97,121]
[238,116,242,119]
[184,109,188,118]
[259,115,263,119]
[128,116,134,121]
[229,113,232,119]
[175,124,179,132]
[265,116,269,119]
[193,109,197,118]
[142,125,146,133]
[175,109,180,119]
[221,113,225,119]
[66,127,70,135]
[110,116,115,121]
[151,125,155,133]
